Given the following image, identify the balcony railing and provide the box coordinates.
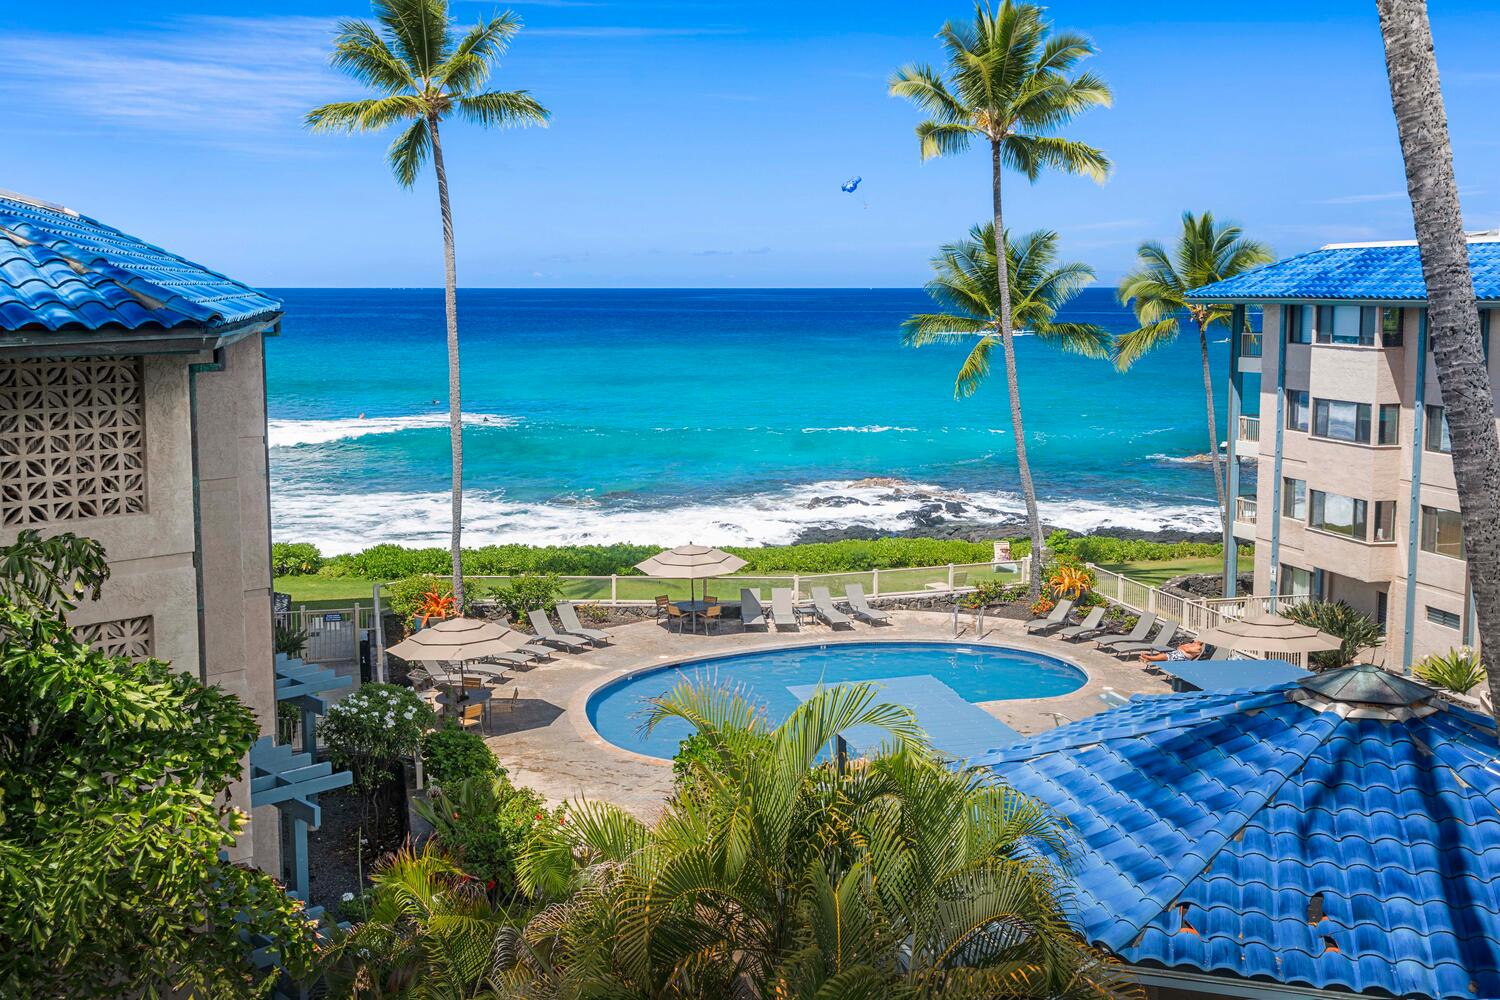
[1235,496,1258,525]
[1240,332,1263,358]
[1238,415,1261,442]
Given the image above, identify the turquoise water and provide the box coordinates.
[264,288,1246,551]
[586,641,1086,759]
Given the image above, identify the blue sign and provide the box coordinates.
[322,613,345,623]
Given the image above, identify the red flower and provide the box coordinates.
[486,880,496,890]
[534,812,543,821]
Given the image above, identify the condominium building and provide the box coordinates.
[1188,234,1500,669]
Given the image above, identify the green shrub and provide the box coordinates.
[494,573,562,617]
[413,775,554,899]
[1414,646,1486,695]
[273,619,308,658]
[421,726,503,787]
[318,683,435,801]
[386,575,490,623]
[1052,532,1227,564]
[271,541,323,576]
[959,580,1028,608]
[1283,600,1384,670]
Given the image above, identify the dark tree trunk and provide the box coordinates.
[429,115,465,608]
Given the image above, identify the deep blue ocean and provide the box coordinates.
[264,288,1247,552]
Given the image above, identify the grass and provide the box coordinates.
[276,575,377,604]
[1099,554,1254,589]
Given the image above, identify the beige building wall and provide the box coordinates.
[0,333,279,871]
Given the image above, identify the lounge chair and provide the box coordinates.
[527,610,593,651]
[1054,606,1106,641]
[809,587,854,629]
[1109,619,1180,657]
[844,584,891,625]
[1095,612,1158,651]
[740,588,768,630]
[1024,598,1074,634]
[1206,644,1233,660]
[770,588,800,630]
[494,616,555,660]
[557,603,612,645]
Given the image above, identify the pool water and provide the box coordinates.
[586,641,1086,759]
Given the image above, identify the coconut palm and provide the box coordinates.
[902,225,1112,591]
[502,681,1128,998]
[307,1,549,606]
[891,2,1111,596]
[1376,0,1500,707]
[1115,212,1272,553]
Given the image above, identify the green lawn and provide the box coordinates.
[1099,554,1253,589]
[275,575,378,605]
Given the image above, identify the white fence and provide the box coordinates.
[280,603,377,664]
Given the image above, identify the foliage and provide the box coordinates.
[1284,600,1385,670]
[1028,595,1056,618]
[272,540,324,576]
[414,589,456,626]
[386,575,488,623]
[274,618,310,657]
[0,538,317,995]
[1414,646,1487,695]
[670,730,724,796]
[493,572,563,617]
[421,725,503,787]
[413,775,553,899]
[319,682,435,801]
[506,680,1129,998]
[959,579,1029,608]
[1049,562,1095,601]
[277,699,301,746]
[1049,532,1225,563]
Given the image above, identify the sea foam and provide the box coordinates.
[268,412,519,448]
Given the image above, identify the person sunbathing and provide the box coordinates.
[1139,640,1204,666]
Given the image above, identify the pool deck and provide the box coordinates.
[477,610,1173,820]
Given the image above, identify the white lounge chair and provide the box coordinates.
[557,603,611,645]
[527,610,592,651]
[740,588,768,630]
[844,584,890,624]
[810,587,854,629]
[1095,612,1158,651]
[770,588,800,630]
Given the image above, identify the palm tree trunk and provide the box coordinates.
[991,141,1045,599]
[428,115,465,608]
[1197,321,1230,579]
[1377,0,1500,704]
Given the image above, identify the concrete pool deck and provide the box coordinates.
[477,609,1173,820]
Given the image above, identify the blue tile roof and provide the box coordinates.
[1185,239,1500,304]
[975,669,1500,997]
[0,193,281,333]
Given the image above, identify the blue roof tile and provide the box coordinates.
[0,193,281,333]
[1184,238,1500,303]
[976,667,1500,998]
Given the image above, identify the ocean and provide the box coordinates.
[265,287,1244,553]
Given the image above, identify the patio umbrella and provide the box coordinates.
[384,616,522,689]
[1195,607,1343,658]
[634,544,748,631]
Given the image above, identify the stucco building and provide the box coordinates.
[1191,234,1500,669]
[0,191,283,869]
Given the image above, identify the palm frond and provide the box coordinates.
[1113,316,1181,372]
[374,0,451,79]
[438,11,521,92]
[1033,322,1112,360]
[1002,134,1109,183]
[915,121,979,160]
[327,18,418,94]
[457,89,550,127]
[954,336,998,399]
[901,313,991,347]
[387,116,433,187]
[888,63,968,122]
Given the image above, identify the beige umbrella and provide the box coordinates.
[1195,607,1343,657]
[634,544,748,631]
[385,616,524,674]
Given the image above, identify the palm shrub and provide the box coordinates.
[1284,600,1384,670]
[504,681,1128,998]
[413,775,554,900]
[1414,646,1486,695]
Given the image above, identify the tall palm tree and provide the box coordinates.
[503,681,1129,998]
[891,1,1111,596]
[1376,0,1500,704]
[307,1,549,606]
[903,226,1112,590]
[1115,212,1272,562]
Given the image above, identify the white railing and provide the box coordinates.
[1235,496,1258,525]
[1238,415,1261,442]
[1240,332,1263,358]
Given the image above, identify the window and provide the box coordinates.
[1285,305,1310,344]
[1280,565,1314,597]
[1427,606,1461,630]
[1373,500,1397,542]
[1376,591,1388,627]
[1314,305,1336,343]
[1425,405,1452,453]
[1377,404,1400,445]
[1282,477,1307,519]
[1381,307,1404,347]
[1287,390,1310,431]
[1420,505,1464,559]
[1310,490,1368,540]
[1312,398,1371,443]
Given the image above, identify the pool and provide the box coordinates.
[586,641,1087,759]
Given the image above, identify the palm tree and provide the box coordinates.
[503,681,1128,998]
[307,1,549,607]
[1115,212,1272,559]
[891,2,1111,597]
[902,226,1112,594]
[1376,0,1500,705]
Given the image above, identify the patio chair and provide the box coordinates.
[457,702,485,731]
[770,588,800,630]
[1206,644,1233,660]
[664,602,690,633]
[654,595,672,622]
[810,587,854,629]
[557,603,612,645]
[527,610,592,652]
[1094,612,1157,650]
[1024,598,1074,634]
[700,603,726,634]
[740,588,768,630]
[1108,619,1181,657]
[844,584,891,625]
[1054,606,1106,641]
[490,686,520,714]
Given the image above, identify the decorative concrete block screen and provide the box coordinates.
[75,615,154,659]
[0,356,146,526]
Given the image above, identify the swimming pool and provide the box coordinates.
[586,641,1087,759]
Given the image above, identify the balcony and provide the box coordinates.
[1233,496,1257,540]
[1234,415,1261,458]
[1240,332,1263,358]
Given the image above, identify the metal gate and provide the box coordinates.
[280,605,372,664]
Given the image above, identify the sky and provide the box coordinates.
[2,1,1499,288]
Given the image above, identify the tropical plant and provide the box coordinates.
[1377,0,1500,714]
[308,0,549,610]
[319,682,435,806]
[387,574,487,623]
[1413,646,1487,695]
[1048,562,1094,601]
[504,680,1127,997]
[494,572,562,617]
[892,1,1111,597]
[421,724,503,787]
[1284,600,1384,670]
[272,540,324,576]
[274,618,310,657]
[1114,212,1273,554]
[413,774,553,899]
[415,588,457,625]
[0,537,317,995]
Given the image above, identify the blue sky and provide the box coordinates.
[3,1,1498,287]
